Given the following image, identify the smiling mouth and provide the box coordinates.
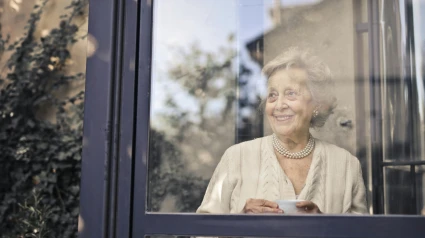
[274,115,293,121]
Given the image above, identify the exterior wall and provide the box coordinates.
[262,0,358,154]
[0,0,88,122]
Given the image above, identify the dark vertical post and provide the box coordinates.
[410,165,418,213]
[132,0,153,236]
[114,0,140,236]
[404,0,419,214]
[107,0,125,236]
[368,0,384,214]
[79,0,119,237]
[79,0,139,236]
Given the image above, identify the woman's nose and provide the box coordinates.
[275,96,289,110]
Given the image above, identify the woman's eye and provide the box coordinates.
[285,90,297,98]
[267,92,278,101]
[268,92,277,98]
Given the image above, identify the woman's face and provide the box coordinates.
[265,68,315,139]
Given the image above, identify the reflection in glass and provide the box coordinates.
[378,0,425,215]
[148,0,240,212]
[384,166,415,214]
[412,0,425,215]
[419,166,425,215]
[147,0,425,215]
[380,0,417,162]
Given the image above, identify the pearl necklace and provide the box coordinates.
[272,133,315,159]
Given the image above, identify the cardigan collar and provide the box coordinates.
[260,135,325,202]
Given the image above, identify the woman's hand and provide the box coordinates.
[243,198,283,214]
[296,200,322,214]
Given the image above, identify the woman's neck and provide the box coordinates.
[275,131,310,152]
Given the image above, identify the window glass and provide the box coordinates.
[147,0,425,216]
[149,0,240,212]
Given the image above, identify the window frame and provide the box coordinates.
[79,0,425,237]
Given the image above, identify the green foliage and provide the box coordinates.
[15,190,54,238]
[148,130,208,212]
[168,42,236,128]
[149,40,240,212]
[0,0,87,237]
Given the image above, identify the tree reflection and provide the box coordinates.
[148,36,261,212]
[148,129,208,212]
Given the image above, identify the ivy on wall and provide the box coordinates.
[0,1,87,237]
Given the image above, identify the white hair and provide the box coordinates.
[261,47,337,128]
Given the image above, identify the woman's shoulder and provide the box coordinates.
[317,139,350,153]
[316,140,362,179]
[316,139,358,163]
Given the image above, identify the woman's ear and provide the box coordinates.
[312,108,319,118]
[312,105,321,118]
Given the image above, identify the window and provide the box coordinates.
[79,0,425,237]
[144,0,425,216]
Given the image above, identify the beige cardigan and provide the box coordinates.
[196,135,368,214]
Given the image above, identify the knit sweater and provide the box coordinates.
[196,135,368,214]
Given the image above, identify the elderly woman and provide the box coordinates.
[196,48,367,214]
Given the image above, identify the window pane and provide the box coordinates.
[379,0,425,215]
[413,0,425,216]
[147,0,425,216]
[418,165,425,215]
[384,165,425,215]
[148,0,240,213]
[384,166,415,214]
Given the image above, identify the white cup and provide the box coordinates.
[275,199,305,214]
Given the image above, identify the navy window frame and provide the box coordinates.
[79,0,425,237]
